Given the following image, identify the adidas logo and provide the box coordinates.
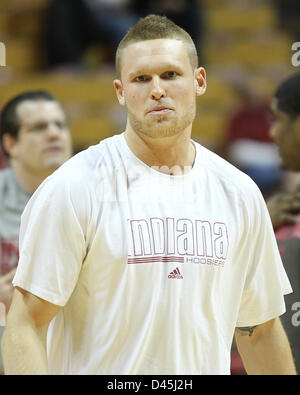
[168,267,183,279]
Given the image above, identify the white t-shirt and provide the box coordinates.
[13,133,292,375]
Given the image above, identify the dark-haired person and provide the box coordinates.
[0,91,72,373]
[2,16,296,375]
[267,71,300,373]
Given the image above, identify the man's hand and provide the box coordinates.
[0,268,17,312]
[266,191,300,230]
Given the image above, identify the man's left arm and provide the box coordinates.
[235,317,297,375]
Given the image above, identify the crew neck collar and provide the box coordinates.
[118,132,201,179]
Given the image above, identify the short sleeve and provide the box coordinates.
[236,185,292,327]
[13,174,87,306]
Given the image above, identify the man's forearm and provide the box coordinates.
[235,318,296,375]
[2,323,48,375]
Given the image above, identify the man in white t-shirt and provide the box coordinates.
[1,15,296,375]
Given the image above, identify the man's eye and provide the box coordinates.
[135,75,148,82]
[163,71,178,79]
[30,123,47,132]
[55,121,66,129]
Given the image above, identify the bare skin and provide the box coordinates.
[2,100,72,194]
[2,288,60,375]
[114,39,206,175]
[235,318,296,375]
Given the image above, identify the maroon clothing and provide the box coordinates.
[226,105,273,144]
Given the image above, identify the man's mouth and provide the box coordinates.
[147,106,173,115]
[43,146,63,154]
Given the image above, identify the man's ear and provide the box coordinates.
[195,67,207,96]
[2,133,18,158]
[113,79,126,106]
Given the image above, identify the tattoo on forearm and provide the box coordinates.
[237,326,257,336]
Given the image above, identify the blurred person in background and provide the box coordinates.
[0,90,72,374]
[222,72,283,198]
[267,72,300,374]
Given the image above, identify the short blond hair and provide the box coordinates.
[115,14,198,78]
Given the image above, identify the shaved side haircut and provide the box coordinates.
[115,14,199,78]
[274,72,300,120]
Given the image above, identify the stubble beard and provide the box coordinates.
[127,103,196,139]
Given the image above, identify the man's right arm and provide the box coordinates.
[1,287,60,375]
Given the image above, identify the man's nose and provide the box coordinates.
[46,123,61,139]
[150,76,166,100]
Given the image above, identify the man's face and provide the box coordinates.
[270,98,300,171]
[114,39,206,138]
[9,100,72,174]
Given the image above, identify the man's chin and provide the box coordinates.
[129,111,195,139]
[138,119,188,138]
[140,128,180,139]
[42,158,67,170]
